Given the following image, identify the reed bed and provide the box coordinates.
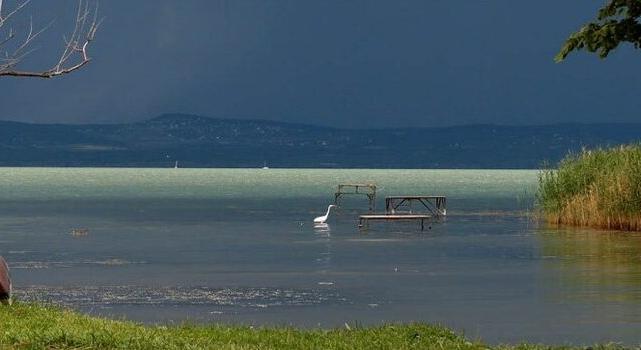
[538,145,641,231]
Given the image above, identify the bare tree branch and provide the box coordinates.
[0,0,100,78]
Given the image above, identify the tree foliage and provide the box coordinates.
[556,0,641,61]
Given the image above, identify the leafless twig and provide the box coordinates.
[0,0,101,78]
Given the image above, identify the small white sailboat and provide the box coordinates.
[261,161,269,170]
[174,161,179,169]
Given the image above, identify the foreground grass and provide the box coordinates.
[0,303,629,350]
[538,145,641,231]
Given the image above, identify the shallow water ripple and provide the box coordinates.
[15,286,347,308]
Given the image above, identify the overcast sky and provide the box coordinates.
[0,0,639,128]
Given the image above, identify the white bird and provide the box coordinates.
[314,205,336,224]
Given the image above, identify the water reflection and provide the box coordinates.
[538,227,641,303]
[312,223,334,288]
[313,223,331,233]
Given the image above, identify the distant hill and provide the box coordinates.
[0,113,640,168]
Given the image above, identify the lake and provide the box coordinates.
[1,168,640,345]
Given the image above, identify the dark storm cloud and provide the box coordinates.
[0,0,639,127]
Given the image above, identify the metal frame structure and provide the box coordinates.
[334,183,377,212]
[385,196,447,218]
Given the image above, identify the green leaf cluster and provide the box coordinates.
[556,0,641,61]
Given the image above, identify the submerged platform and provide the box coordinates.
[358,214,433,231]
[358,195,446,231]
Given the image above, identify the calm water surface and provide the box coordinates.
[1,168,640,345]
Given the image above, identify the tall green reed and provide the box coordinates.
[537,145,641,230]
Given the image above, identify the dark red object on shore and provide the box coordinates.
[0,257,11,304]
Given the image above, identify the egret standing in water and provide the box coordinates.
[314,205,336,224]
